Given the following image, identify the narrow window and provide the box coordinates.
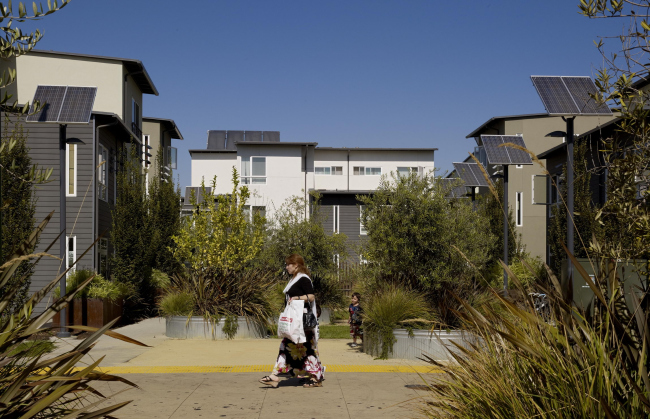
[168,146,177,170]
[143,135,151,167]
[360,205,367,235]
[98,145,108,202]
[332,166,343,175]
[98,238,108,277]
[132,99,141,137]
[333,253,340,269]
[516,192,523,227]
[66,143,76,196]
[353,166,365,176]
[333,205,340,233]
[66,236,76,275]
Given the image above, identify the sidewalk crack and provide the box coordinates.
[168,377,205,419]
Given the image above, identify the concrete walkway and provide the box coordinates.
[50,318,442,418]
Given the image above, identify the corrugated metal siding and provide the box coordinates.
[22,119,94,314]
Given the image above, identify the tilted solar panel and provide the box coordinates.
[481,135,533,165]
[531,76,611,116]
[26,86,66,122]
[58,87,96,123]
[452,162,489,187]
[26,85,97,123]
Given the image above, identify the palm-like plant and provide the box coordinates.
[422,248,650,418]
[0,212,147,418]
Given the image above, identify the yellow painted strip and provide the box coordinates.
[72,364,442,375]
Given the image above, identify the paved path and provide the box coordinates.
[51,318,442,418]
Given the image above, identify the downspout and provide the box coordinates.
[347,149,350,191]
[304,146,308,219]
[94,119,119,269]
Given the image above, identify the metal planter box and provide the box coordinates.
[165,316,267,339]
[364,329,474,360]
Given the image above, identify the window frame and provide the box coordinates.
[66,235,76,275]
[98,144,108,202]
[353,166,365,176]
[333,205,340,233]
[241,156,267,185]
[66,143,77,197]
[315,167,331,175]
[332,166,343,175]
[516,191,523,227]
[365,167,382,176]
[360,205,367,235]
[98,238,108,277]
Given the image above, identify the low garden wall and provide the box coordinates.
[165,316,267,339]
[364,329,475,360]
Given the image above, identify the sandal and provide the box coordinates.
[259,375,279,388]
[303,378,323,388]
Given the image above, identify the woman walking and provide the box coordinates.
[259,254,324,388]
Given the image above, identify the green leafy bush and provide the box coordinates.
[151,268,171,289]
[363,283,432,359]
[53,268,96,299]
[158,291,194,317]
[87,276,136,301]
[311,272,346,310]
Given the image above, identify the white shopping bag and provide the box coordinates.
[277,300,306,343]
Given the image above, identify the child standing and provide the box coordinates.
[348,292,363,348]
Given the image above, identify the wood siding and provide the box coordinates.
[22,118,95,314]
[318,193,370,263]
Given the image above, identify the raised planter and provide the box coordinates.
[165,316,267,339]
[52,298,123,329]
[364,329,475,360]
[319,307,331,325]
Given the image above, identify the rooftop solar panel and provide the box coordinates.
[452,162,489,187]
[26,85,97,123]
[531,76,612,115]
[481,135,533,165]
[440,178,468,199]
[26,85,66,122]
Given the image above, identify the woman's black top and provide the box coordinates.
[286,276,314,298]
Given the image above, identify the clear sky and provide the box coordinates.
[18,0,627,190]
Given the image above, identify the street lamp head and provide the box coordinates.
[66,137,85,145]
[545,131,567,138]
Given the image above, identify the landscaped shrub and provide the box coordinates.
[311,272,346,310]
[53,268,96,299]
[151,268,171,290]
[87,276,136,301]
[159,291,194,316]
[363,282,432,359]
[421,254,650,418]
[167,268,280,331]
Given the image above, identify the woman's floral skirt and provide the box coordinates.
[272,330,324,381]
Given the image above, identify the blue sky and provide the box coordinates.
[19,0,626,189]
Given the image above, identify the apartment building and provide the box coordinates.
[189,130,436,261]
[1,50,182,312]
[465,113,616,261]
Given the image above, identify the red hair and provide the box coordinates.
[285,253,310,276]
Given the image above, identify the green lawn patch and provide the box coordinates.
[319,325,352,339]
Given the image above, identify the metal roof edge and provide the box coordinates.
[143,116,183,140]
[315,147,437,151]
[31,49,159,96]
[465,113,552,138]
[189,149,237,154]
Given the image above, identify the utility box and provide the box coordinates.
[562,258,648,313]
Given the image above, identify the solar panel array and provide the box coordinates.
[452,162,489,187]
[531,76,611,115]
[481,135,533,165]
[440,178,468,199]
[27,85,97,123]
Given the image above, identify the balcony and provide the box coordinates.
[131,122,142,139]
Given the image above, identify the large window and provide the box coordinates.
[66,143,77,196]
[98,144,108,202]
[516,192,523,227]
[241,157,266,184]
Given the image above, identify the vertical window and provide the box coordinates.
[241,157,266,184]
[143,135,151,167]
[333,253,340,269]
[353,166,365,176]
[98,145,108,202]
[66,236,76,275]
[168,146,177,170]
[66,143,77,196]
[98,238,108,277]
[333,205,340,233]
[360,205,367,235]
[516,192,523,227]
[132,99,141,136]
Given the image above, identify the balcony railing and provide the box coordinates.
[131,122,142,139]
